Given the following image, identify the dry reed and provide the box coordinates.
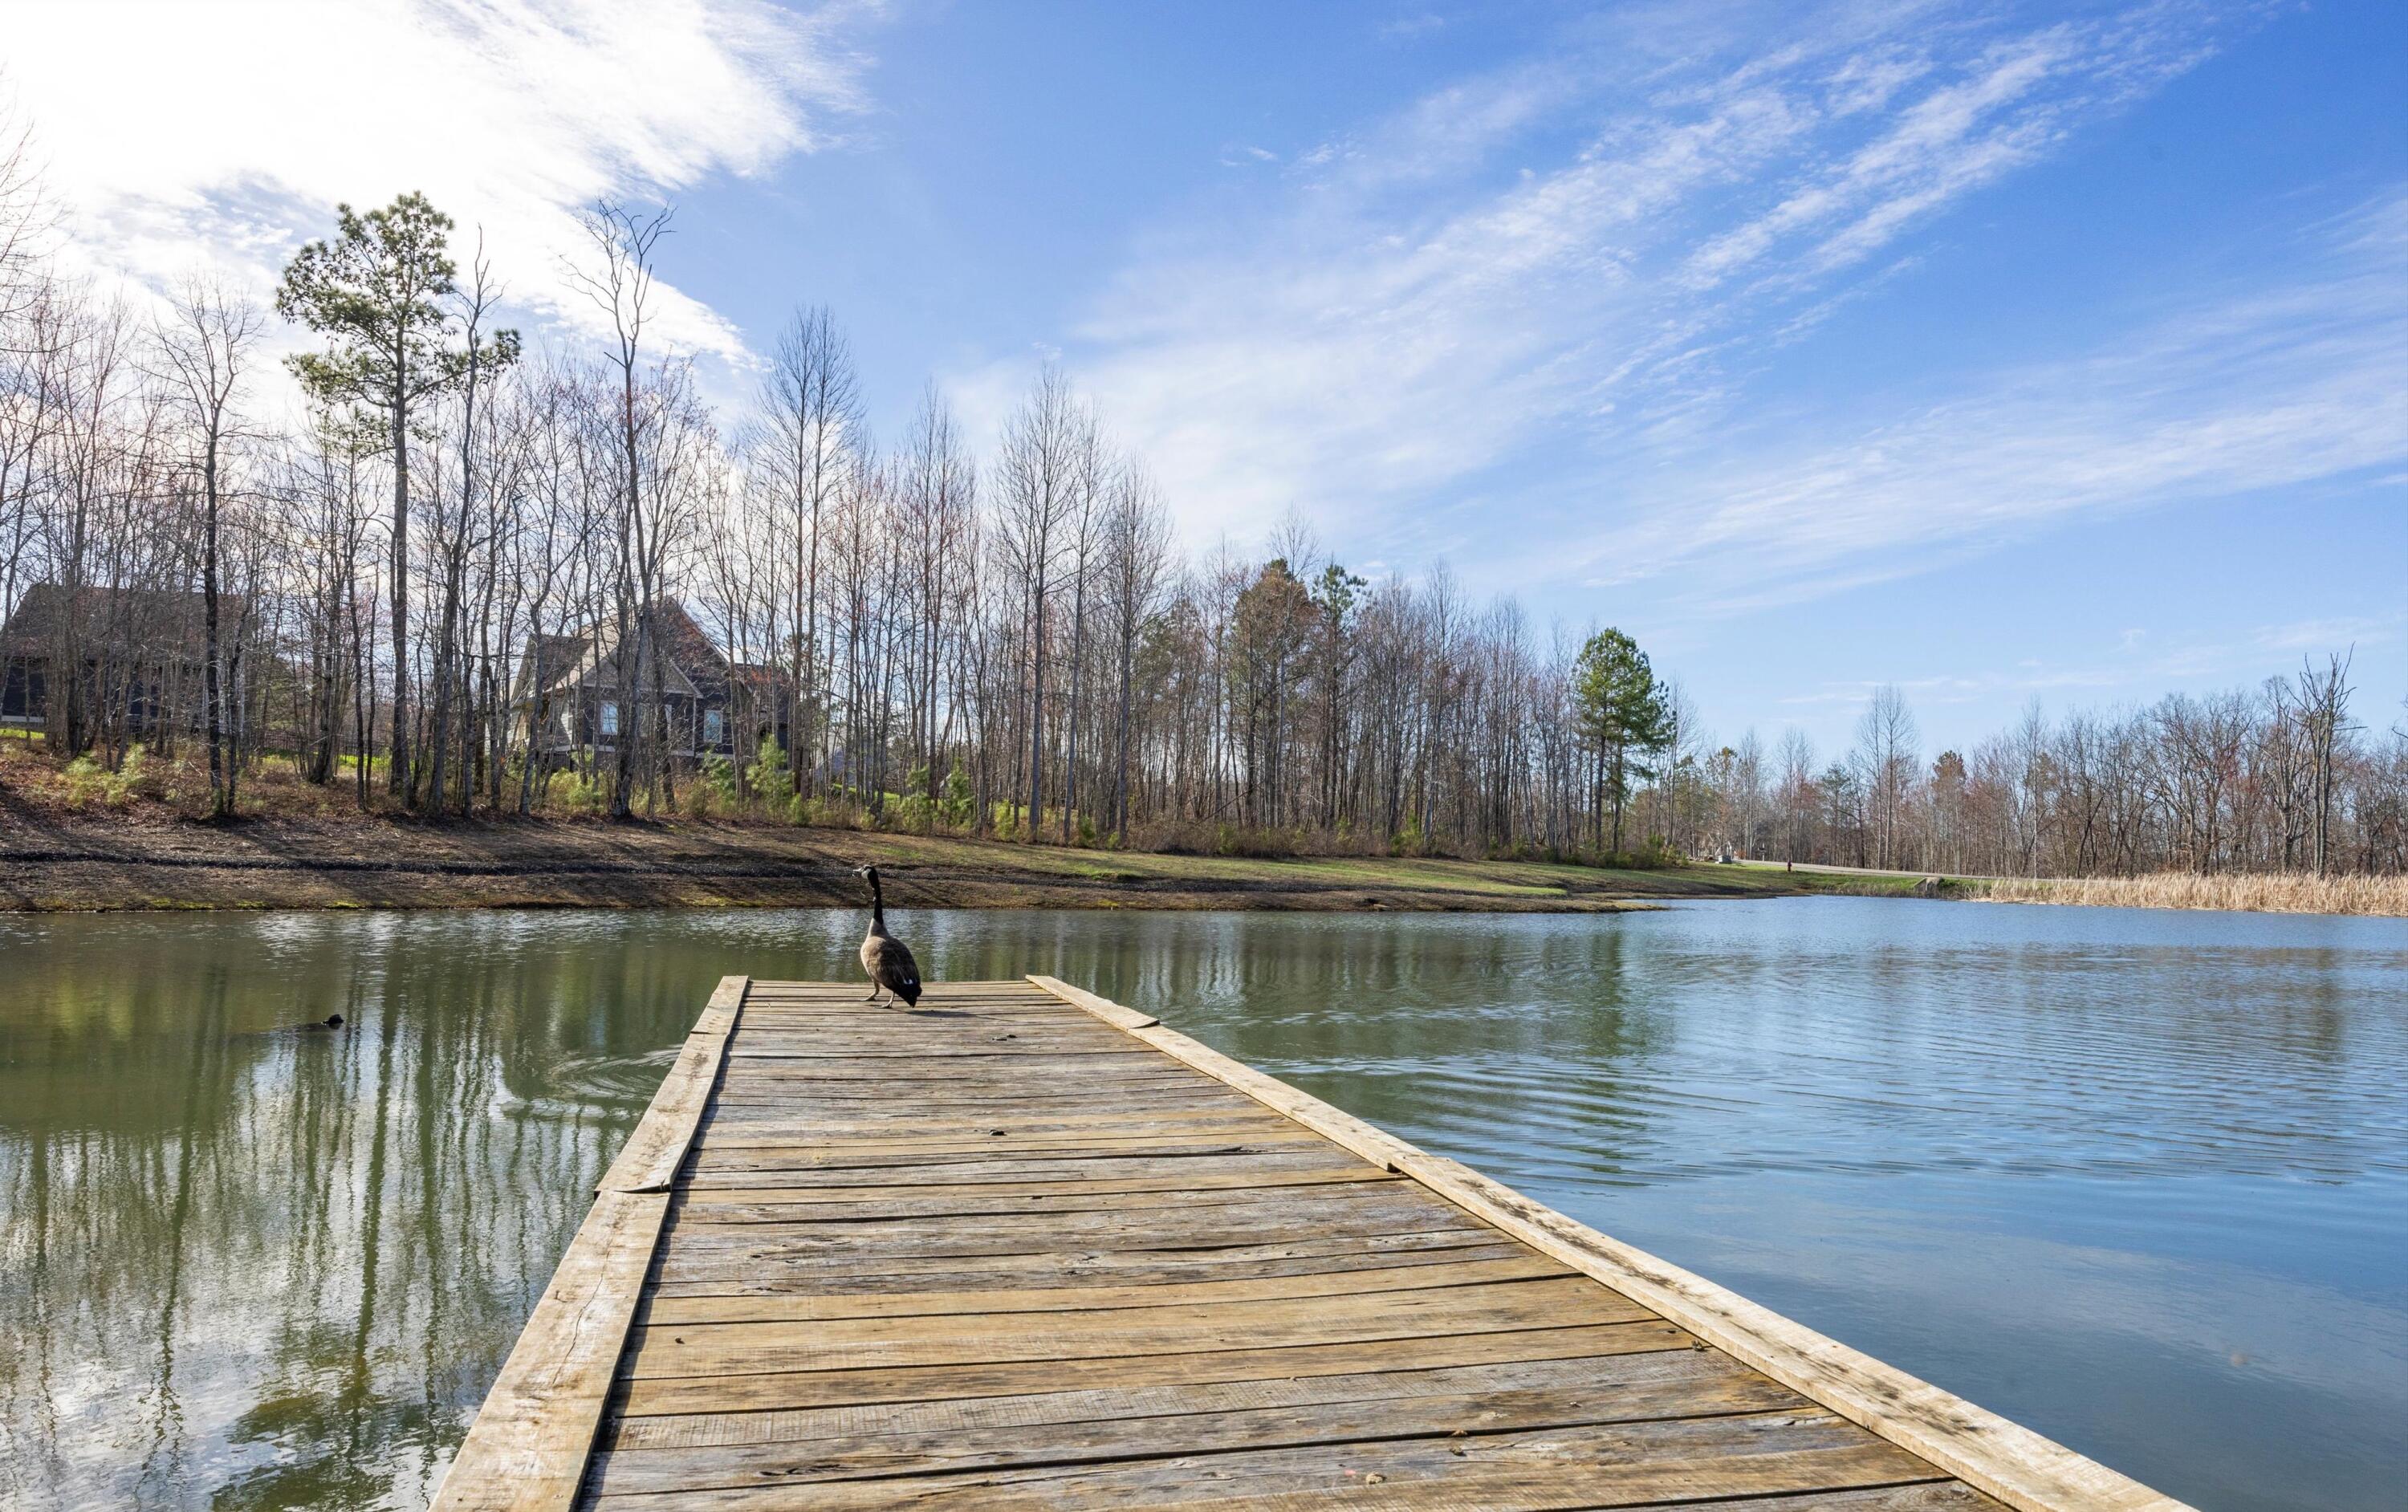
[1972,872,2408,917]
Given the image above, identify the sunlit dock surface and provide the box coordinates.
[436,977,2186,1511]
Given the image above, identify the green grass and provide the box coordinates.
[1724,859,1984,896]
[836,831,1883,900]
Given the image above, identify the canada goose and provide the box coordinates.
[854,865,922,1007]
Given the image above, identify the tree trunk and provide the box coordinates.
[1609,745,1627,855]
[1114,631,1135,844]
[388,388,413,804]
[1026,575,1047,841]
[201,454,226,819]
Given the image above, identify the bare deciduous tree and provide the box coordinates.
[151,274,261,816]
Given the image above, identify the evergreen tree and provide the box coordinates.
[1572,628,1670,854]
[277,192,474,806]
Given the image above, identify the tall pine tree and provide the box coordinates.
[1572,628,1671,855]
[277,192,472,806]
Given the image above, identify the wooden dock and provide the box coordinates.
[438,977,2189,1511]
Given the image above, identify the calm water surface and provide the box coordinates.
[1,899,2402,1510]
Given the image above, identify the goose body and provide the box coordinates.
[855,866,921,1006]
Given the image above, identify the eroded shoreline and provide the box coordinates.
[0,811,1836,913]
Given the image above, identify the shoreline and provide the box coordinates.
[1,810,1887,915]
[8,811,2393,917]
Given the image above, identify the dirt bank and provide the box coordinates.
[0,806,1836,914]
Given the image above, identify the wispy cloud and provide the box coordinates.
[1218,144,1281,169]
[2254,612,2406,654]
[1576,189,2408,612]
[1778,639,2296,714]
[3,0,873,364]
[1380,13,1447,45]
[1778,601,2408,730]
[1026,1,2285,567]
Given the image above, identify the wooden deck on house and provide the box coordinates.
[436,977,2189,1512]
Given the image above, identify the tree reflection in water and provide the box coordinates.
[1,915,685,1510]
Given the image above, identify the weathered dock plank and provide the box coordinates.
[435,978,747,1511]
[439,976,2189,1512]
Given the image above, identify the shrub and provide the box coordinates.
[546,769,606,815]
[701,752,739,809]
[746,737,794,811]
[939,766,973,828]
[888,791,935,831]
[63,755,111,810]
[62,749,171,811]
[120,744,160,801]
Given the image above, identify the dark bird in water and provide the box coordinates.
[854,865,921,1007]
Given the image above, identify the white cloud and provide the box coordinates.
[1380,13,1446,45]
[1030,2,2265,561]
[1568,189,2408,612]
[1774,599,2407,741]
[1,0,871,368]
[2255,612,2406,654]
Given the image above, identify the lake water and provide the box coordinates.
[1,899,2402,1510]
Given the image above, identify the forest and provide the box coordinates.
[4,172,2402,881]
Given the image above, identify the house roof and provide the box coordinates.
[516,600,733,705]
[514,632,592,702]
[1,583,247,661]
[731,661,796,694]
[647,599,730,701]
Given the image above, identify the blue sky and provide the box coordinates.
[9,0,2404,756]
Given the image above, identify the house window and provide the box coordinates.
[703,709,725,746]
[599,701,619,737]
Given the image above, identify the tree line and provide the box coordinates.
[2,165,2400,876]
[1706,667,2406,880]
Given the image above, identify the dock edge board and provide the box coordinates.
[433,974,749,1512]
[1024,973,2192,1512]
